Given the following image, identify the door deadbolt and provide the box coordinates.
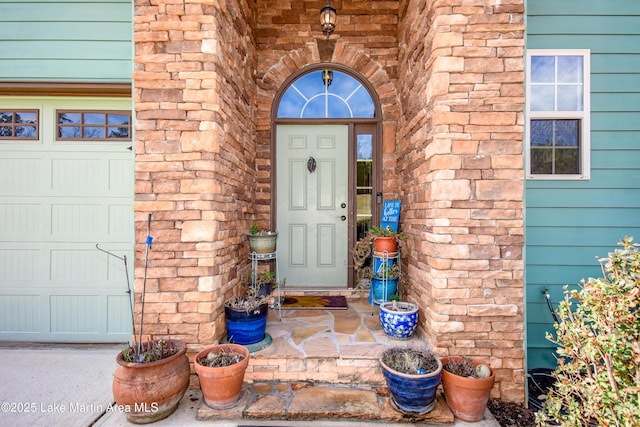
[341,203,346,208]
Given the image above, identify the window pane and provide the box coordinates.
[16,126,37,137]
[59,127,80,138]
[108,127,129,138]
[349,88,375,118]
[357,134,372,160]
[278,90,306,118]
[531,120,553,146]
[555,148,579,174]
[326,95,352,118]
[557,85,583,111]
[531,148,553,174]
[531,56,555,83]
[59,113,81,124]
[108,114,129,125]
[530,85,554,111]
[85,113,105,124]
[555,120,579,147]
[557,56,583,83]
[277,70,375,119]
[84,127,105,138]
[302,96,327,118]
[16,112,37,124]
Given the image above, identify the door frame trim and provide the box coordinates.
[270,64,383,288]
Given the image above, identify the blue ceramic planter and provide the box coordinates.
[370,276,398,303]
[379,301,419,339]
[225,303,268,345]
[380,350,443,414]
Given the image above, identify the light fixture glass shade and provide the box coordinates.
[320,0,336,37]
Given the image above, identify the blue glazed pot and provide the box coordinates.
[225,302,268,345]
[379,301,419,339]
[380,349,443,414]
[370,276,398,303]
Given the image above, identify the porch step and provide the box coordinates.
[197,381,457,424]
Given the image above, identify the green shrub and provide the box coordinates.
[536,237,640,426]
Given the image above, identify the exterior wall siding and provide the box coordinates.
[0,0,132,82]
[525,0,640,369]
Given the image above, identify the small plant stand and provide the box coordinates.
[250,250,282,320]
[370,249,400,311]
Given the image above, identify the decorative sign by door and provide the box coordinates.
[380,199,401,232]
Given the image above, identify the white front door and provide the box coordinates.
[276,125,349,287]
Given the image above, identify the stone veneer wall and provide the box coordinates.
[133,0,257,354]
[133,0,526,401]
[396,0,526,402]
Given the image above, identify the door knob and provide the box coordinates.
[338,215,346,221]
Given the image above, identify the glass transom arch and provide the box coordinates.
[277,70,375,119]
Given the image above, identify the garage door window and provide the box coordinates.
[57,110,132,141]
[0,110,39,140]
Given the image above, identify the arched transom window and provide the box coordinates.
[277,70,375,119]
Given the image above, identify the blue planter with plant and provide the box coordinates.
[380,347,443,414]
[379,300,419,339]
[369,276,398,303]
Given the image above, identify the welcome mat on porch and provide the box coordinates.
[280,295,348,310]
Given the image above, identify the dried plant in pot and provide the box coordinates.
[194,343,251,409]
[441,356,495,422]
[379,347,443,415]
[224,281,271,345]
[108,214,190,424]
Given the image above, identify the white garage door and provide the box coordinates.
[0,97,134,342]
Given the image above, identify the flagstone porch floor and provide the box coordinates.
[196,294,471,425]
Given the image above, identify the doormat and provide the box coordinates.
[280,295,348,310]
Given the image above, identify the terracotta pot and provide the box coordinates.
[441,356,496,422]
[194,344,250,409]
[373,236,398,255]
[113,340,190,424]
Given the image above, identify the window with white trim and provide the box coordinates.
[526,50,590,179]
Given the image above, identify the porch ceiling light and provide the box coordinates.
[320,0,336,39]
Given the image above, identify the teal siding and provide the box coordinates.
[0,0,132,82]
[526,1,640,370]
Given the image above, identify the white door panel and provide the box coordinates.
[277,125,349,287]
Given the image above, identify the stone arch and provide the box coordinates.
[254,42,400,226]
[258,41,399,125]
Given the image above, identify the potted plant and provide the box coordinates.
[111,214,190,424]
[247,223,278,254]
[370,261,399,302]
[368,225,405,255]
[250,270,277,297]
[194,343,250,409]
[379,347,443,414]
[379,299,419,339]
[225,281,270,345]
[113,339,190,424]
[441,356,495,422]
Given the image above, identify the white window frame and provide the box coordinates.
[526,49,591,180]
